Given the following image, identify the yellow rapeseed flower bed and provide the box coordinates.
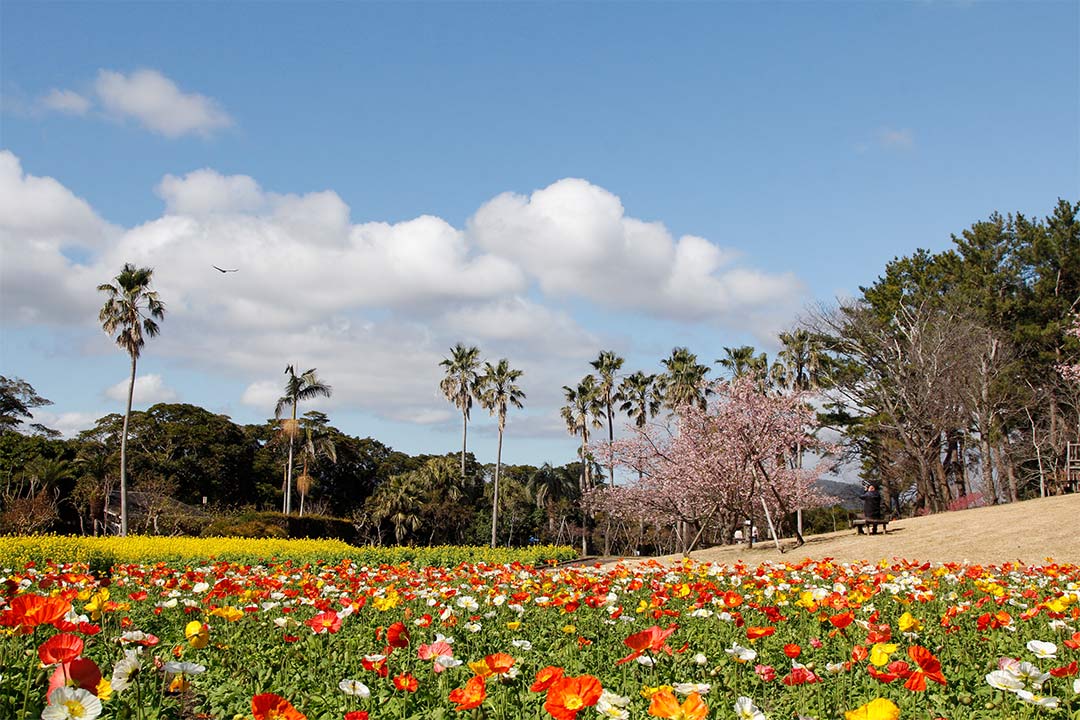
[0,535,577,571]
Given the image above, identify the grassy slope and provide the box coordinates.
[616,492,1080,566]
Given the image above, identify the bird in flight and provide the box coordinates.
[212,266,239,273]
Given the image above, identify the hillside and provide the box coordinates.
[614,493,1080,567]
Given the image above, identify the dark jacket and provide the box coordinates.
[860,487,883,520]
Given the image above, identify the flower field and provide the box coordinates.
[2,556,1079,720]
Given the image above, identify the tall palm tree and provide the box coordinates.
[275,366,332,515]
[717,345,768,380]
[659,347,711,410]
[477,359,526,548]
[439,343,482,478]
[560,375,604,555]
[615,371,662,428]
[590,351,624,487]
[98,263,165,536]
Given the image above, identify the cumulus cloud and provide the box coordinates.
[0,151,117,324]
[0,152,808,438]
[95,69,232,138]
[468,178,803,321]
[40,89,90,115]
[105,373,178,406]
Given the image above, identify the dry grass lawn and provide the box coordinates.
[608,493,1080,567]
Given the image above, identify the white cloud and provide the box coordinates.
[95,69,232,138]
[468,178,803,321]
[40,89,90,115]
[105,373,178,406]
[157,169,265,216]
[0,151,117,324]
[29,411,100,438]
[0,152,809,438]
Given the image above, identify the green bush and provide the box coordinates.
[201,511,358,543]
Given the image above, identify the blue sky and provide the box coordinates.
[1,1,1077,467]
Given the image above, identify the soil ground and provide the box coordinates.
[603,492,1080,567]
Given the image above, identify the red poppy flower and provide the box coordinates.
[1050,661,1078,678]
[828,612,854,629]
[782,664,822,686]
[386,621,410,649]
[783,643,801,659]
[544,675,602,720]
[449,675,486,711]
[616,625,677,665]
[904,646,946,691]
[47,657,102,700]
[393,673,418,692]
[252,693,307,720]
[305,611,342,634]
[344,713,369,720]
[530,666,565,692]
[38,633,84,665]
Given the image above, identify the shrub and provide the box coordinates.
[201,511,359,543]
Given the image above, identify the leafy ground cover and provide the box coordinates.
[2,556,1079,719]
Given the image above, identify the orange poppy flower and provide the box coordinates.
[543,675,603,720]
[647,688,708,720]
[38,633,84,665]
[530,666,565,692]
[617,625,678,665]
[393,673,418,692]
[449,675,486,711]
[783,643,801,659]
[746,626,775,641]
[1,594,71,633]
[252,693,307,720]
[904,646,946,691]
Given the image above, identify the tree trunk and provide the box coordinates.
[491,418,503,548]
[461,410,468,478]
[607,399,615,487]
[120,354,137,537]
[980,424,997,504]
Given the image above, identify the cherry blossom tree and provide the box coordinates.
[587,376,833,555]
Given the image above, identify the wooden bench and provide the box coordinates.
[851,516,889,535]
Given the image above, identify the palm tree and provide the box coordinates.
[439,343,482,478]
[98,263,165,536]
[477,359,526,548]
[560,375,604,555]
[615,371,662,428]
[717,345,768,380]
[659,347,711,410]
[590,351,624,487]
[275,366,332,515]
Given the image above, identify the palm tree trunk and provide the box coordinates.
[492,419,504,548]
[120,354,137,537]
[461,410,468,478]
[607,401,615,487]
[285,404,296,515]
